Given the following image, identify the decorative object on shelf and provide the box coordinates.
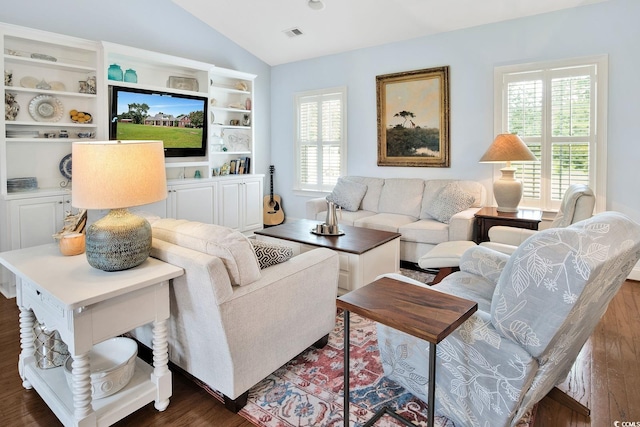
[49,81,65,91]
[7,129,38,138]
[194,170,201,178]
[19,75,38,88]
[108,63,124,81]
[479,133,538,212]
[245,97,251,110]
[5,92,19,121]
[77,131,95,138]
[242,113,251,126]
[223,129,251,151]
[69,109,92,123]
[28,94,64,122]
[210,97,217,106]
[30,52,57,62]
[212,167,220,176]
[167,76,199,91]
[78,80,88,93]
[229,119,240,126]
[59,130,69,138]
[36,79,51,90]
[123,68,137,83]
[221,162,230,175]
[234,81,248,91]
[59,153,72,180]
[4,69,12,86]
[63,337,138,399]
[71,140,167,271]
[33,322,69,369]
[86,75,96,94]
[7,177,38,193]
[43,132,57,138]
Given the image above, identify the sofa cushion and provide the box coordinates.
[424,182,475,224]
[354,213,417,233]
[250,239,294,269]
[152,218,261,286]
[327,177,367,211]
[378,178,425,218]
[344,176,385,212]
[398,219,450,245]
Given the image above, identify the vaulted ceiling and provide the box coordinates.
[173,0,609,66]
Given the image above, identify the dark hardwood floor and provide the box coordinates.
[0,280,638,426]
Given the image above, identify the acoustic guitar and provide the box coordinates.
[263,165,285,226]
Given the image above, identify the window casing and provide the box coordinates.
[494,56,607,212]
[294,87,347,193]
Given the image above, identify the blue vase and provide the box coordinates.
[124,69,137,83]
[108,64,123,81]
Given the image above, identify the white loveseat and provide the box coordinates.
[306,177,486,263]
[130,218,339,412]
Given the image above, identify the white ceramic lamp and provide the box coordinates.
[479,134,537,212]
[72,140,167,271]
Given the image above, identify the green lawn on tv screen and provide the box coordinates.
[116,123,202,148]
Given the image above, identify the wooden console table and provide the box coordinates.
[474,206,542,243]
[0,244,183,427]
[337,277,477,426]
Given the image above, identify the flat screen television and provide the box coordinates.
[109,85,208,158]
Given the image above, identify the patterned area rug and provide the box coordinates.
[194,270,536,426]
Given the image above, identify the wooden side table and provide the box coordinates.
[474,206,542,243]
[0,244,183,427]
[337,277,477,427]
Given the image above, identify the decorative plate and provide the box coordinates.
[49,81,66,91]
[28,95,64,122]
[59,154,72,180]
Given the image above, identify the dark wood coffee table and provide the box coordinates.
[337,276,478,427]
[255,219,401,294]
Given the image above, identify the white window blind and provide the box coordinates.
[294,87,346,192]
[496,57,607,211]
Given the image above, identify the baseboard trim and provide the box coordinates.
[628,263,640,282]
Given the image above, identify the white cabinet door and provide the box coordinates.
[172,183,216,223]
[242,177,264,232]
[8,195,68,249]
[218,180,242,230]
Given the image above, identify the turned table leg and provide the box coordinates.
[152,317,171,411]
[71,352,94,421]
[18,306,35,389]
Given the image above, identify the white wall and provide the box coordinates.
[270,0,640,225]
[0,0,272,180]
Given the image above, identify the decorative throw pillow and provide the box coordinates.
[425,182,475,224]
[326,177,367,211]
[250,239,294,269]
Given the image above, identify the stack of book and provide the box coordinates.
[229,157,251,174]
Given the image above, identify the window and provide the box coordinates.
[495,56,607,211]
[294,87,347,193]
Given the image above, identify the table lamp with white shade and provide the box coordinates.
[72,140,167,271]
[479,134,537,212]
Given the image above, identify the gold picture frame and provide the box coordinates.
[376,66,450,167]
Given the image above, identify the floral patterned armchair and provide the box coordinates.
[376,211,640,427]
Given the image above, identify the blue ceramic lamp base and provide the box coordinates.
[85,208,151,271]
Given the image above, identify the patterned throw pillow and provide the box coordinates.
[326,177,367,211]
[425,182,475,224]
[250,239,294,269]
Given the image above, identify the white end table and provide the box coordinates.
[0,244,183,427]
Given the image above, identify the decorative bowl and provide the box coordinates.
[69,110,92,123]
[63,337,137,399]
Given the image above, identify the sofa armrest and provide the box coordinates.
[306,197,328,220]
[448,207,481,241]
[488,226,537,246]
[459,245,509,286]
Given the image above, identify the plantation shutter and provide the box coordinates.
[502,64,597,210]
[295,87,346,192]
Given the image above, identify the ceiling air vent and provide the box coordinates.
[283,27,304,38]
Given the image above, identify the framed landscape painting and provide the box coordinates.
[376,66,450,167]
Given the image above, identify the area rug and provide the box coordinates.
[194,280,537,426]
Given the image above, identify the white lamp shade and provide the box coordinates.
[479,134,537,164]
[72,140,167,209]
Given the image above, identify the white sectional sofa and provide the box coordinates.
[306,177,486,263]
